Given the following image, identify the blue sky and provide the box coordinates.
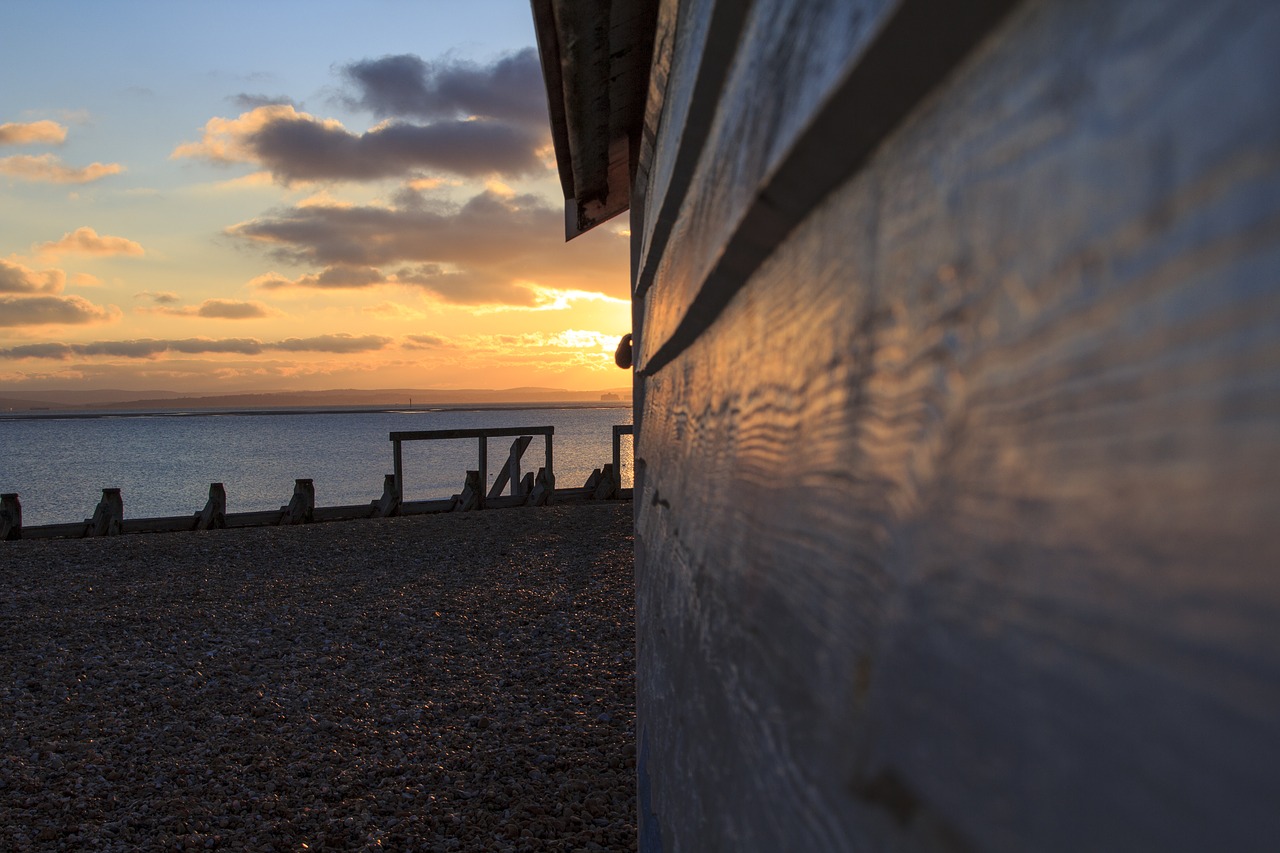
[0,1,630,393]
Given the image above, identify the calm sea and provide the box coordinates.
[0,405,634,526]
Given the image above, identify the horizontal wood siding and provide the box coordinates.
[634,0,1280,849]
[634,0,891,362]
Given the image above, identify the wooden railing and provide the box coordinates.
[390,426,555,512]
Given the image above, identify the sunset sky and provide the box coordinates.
[0,0,631,395]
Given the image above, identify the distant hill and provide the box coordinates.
[0,397,74,412]
[2,387,632,412]
[4,389,188,406]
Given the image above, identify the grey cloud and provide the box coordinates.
[1,259,62,293]
[230,188,632,303]
[0,294,115,326]
[232,93,298,110]
[0,335,391,360]
[403,334,448,348]
[232,190,558,267]
[196,300,270,319]
[248,114,542,182]
[342,49,547,127]
[135,290,180,304]
[271,334,392,353]
[1,342,75,359]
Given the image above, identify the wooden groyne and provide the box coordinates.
[2,424,634,541]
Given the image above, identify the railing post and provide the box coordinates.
[1,493,21,541]
[393,438,404,503]
[477,436,488,510]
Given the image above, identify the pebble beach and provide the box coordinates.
[0,502,636,852]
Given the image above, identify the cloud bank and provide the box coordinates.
[229,187,629,305]
[142,298,275,319]
[1,333,391,359]
[0,294,118,326]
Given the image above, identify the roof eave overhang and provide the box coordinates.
[531,0,658,240]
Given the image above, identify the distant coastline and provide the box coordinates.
[0,400,631,422]
[0,385,633,419]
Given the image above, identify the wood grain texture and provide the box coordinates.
[634,0,892,368]
[633,0,752,301]
[634,0,1280,850]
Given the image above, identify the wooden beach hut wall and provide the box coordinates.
[531,1,1280,850]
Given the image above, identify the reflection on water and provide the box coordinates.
[0,406,634,525]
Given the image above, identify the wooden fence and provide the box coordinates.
[2,424,633,541]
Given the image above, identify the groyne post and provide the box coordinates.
[196,483,227,530]
[373,473,400,518]
[281,479,315,525]
[527,468,555,506]
[454,470,481,511]
[88,488,123,536]
[1,493,20,541]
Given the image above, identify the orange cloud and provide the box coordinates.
[35,226,145,257]
[141,298,277,319]
[0,153,123,184]
[0,120,67,146]
[0,294,118,326]
[0,259,64,294]
[136,290,180,304]
[0,333,390,359]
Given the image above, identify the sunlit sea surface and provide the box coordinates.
[0,405,634,526]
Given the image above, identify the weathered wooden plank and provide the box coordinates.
[488,436,533,500]
[121,515,200,534]
[19,522,90,540]
[635,0,1022,375]
[389,426,553,442]
[634,0,750,299]
[400,498,456,515]
[310,504,381,522]
[225,510,285,529]
[634,1,1280,849]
